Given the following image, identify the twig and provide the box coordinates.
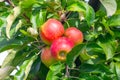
[65,65,70,78]
[5,0,15,8]
[23,13,31,23]
[60,11,71,23]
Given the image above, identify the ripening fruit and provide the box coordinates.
[41,47,56,67]
[40,19,64,44]
[50,37,74,61]
[64,27,83,45]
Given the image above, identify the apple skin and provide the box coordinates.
[41,47,56,67]
[40,19,64,44]
[64,27,83,45]
[50,37,74,61]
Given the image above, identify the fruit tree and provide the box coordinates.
[0,0,120,80]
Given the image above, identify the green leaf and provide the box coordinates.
[107,14,120,26]
[66,44,85,68]
[115,62,120,80]
[30,9,47,28]
[67,2,85,12]
[79,73,101,80]
[110,62,120,80]
[80,63,112,74]
[0,35,33,53]
[79,73,99,80]
[116,0,120,9]
[97,34,116,60]
[67,1,95,25]
[1,49,19,68]
[6,6,21,39]
[113,54,120,62]
[46,62,65,80]
[0,44,38,79]
[15,20,22,32]
[85,4,95,25]
[100,0,117,16]
[79,50,91,61]
[0,18,3,27]
[0,49,18,80]
[30,13,37,29]
[14,55,37,80]
[19,0,36,9]
[36,10,47,28]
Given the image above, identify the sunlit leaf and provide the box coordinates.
[100,0,117,16]
[15,20,22,32]
[97,34,116,60]
[67,1,95,25]
[0,66,15,80]
[108,14,120,26]
[6,6,21,39]
[19,0,36,9]
[36,10,47,28]
[46,62,65,80]
[0,18,3,27]
[1,49,19,67]
[0,49,18,80]
[115,62,120,80]
[14,55,37,80]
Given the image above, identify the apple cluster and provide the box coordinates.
[39,19,83,67]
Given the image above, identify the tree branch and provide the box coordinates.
[5,0,15,8]
[65,65,70,78]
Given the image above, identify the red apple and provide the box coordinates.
[64,27,83,45]
[50,37,74,61]
[41,47,56,67]
[40,19,64,44]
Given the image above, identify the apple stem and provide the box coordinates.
[65,65,70,78]
[60,11,71,24]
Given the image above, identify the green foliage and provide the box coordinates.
[0,0,120,80]
[67,1,95,25]
[46,62,65,80]
[66,44,85,67]
[108,14,120,26]
[100,0,117,16]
